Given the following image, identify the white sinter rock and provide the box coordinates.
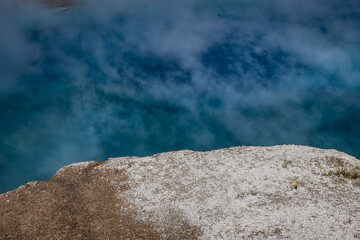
[94,145,360,239]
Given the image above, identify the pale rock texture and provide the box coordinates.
[1,145,360,239]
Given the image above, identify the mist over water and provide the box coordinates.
[1,0,360,193]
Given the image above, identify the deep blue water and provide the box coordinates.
[1,0,360,193]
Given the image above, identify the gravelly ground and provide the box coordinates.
[1,145,360,239]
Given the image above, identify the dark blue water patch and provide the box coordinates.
[303,89,360,155]
[201,42,239,76]
[201,39,297,88]
[117,51,193,87]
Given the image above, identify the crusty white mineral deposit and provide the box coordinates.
[94,145,359,239]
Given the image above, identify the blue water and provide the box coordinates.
[1,0,360,193]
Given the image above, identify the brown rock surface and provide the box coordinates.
[14,0,80,9]
[0,161,198,239]
[41,0,77,8]
[0,145,359,239]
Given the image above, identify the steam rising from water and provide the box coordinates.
[1,0,360,192]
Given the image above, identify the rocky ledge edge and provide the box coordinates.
[1,145,360,239]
